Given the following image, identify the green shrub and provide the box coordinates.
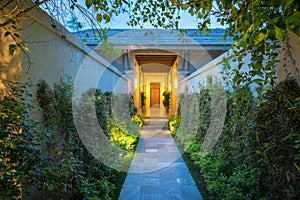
[168,117,179,135]
[76,177,115,200]
[177,78,300,199]
[0,79,141,199]
[36,79,85,199]
[252,78,300,199]
[163,91,171,113]
[109,93,140,152]
[94,90,113,136]
[0,83,43,199]
[175,92,200,151]
[36,81,141,199]
[131,115,143,127]
[140,92,146,112]
[110,123,138,152]
[196,150,261,200]
[185,141,202,161]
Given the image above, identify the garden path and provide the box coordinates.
[118,106,202,200]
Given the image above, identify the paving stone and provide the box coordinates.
[141,193,162,200]
[141,185,165,194]
[142,172,160,179]
[161,194,182,200]
[118,119,203,200]
[141,177,160,185]
[180,186,202,200]
[118,185,141,200]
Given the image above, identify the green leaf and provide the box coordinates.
[252,79,264,86]
[254,32,266,45]
[9,44,17,55]
[6,169,16,175]
[85,0,93,8]
[164,12,170,17]
[181,4,189,10]
[233,41,239,47]
[286,11,300,33]
[4,31,10,37]
[96,13,102,22]
[103,14,110,23]
[296,40,300,46]
[275,28,287,41]
[283,0,294,13]
[21,44,30,52]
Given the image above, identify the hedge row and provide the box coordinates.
[0,79,142,199]
[170,78,300,199]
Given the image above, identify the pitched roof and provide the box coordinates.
[73,28,233,47]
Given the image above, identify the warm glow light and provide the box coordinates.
[134,79,138,88]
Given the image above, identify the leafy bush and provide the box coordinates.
[173,77,300,199]
[36,79,85,199]
[174,92,200,151]
[36,80,141,199]
[0,83,43,199]
[168,117,179,135]
[1,79,141,199]
[131,115,143,127]
[110,123,138,152]
[140,92,146,112]
[94,90,141,153]
[163,91,171,113]
[253,78,300,198]
[76,177,115,200]
[37,81,141,199]
[95,90,113,136]
[195,149,261,200]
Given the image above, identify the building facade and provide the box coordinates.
[75,29,232,116]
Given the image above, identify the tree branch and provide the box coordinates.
[16,0,50,18]
[0,0,50,28]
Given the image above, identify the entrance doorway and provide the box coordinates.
[150,83,160,107]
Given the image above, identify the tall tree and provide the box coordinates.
[1,0,300,87]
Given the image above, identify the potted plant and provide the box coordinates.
[163,91,171,114]
[140,92,146,113]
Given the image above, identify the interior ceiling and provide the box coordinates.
[135,55,177,73]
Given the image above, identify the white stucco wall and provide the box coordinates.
[277,32,300,82]
[180,34,300,94]
[21,4,129,94]
[179,51,235,93]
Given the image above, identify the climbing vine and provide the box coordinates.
[0,82,43,199]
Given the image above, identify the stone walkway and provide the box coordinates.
[118,117,202,200]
